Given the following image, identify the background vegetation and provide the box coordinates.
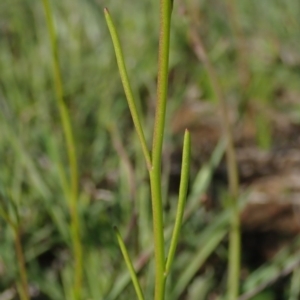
[0,0,300,299]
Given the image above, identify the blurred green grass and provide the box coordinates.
[0,0,300,299]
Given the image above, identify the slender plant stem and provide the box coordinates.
[105,1,173,298]
[106,141,226,300]
[149,0,172,298]
[189,24,240,300]
[152,0,172,165]
[42,1,82,299]
[104,8,152,170]
[165,130,190,277]
[148,171,165,300]
[113,227,145,300]
[220,2,250,295]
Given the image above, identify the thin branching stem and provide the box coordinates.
[42,1,82,298]
[152,0,172,165]
[165,130,190,277]
[104,8,152,170]
[114,227,145,300]
[224,1,254,296]
[150,0,172,298]
[105,1,175,299]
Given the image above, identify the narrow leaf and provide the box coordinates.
[113,226,145,300]
[165,129,191,276]
[104,8,151,170]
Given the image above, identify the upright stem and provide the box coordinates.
[150,0,172,299]
[42,1,82,298]
[105,1,173,298]
[223,1,244,297]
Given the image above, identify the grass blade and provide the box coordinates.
[113,226,145,300]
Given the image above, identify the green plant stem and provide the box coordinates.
[152,0,172,166]
[104,8,151,170]
[113,226,145,300]
[42,1,82,299]
[227,202,240,299]
[148,171,166,300]
[106,140,226,300]
[150,0,172,299]
[105,1,173,298]
[189,26,240,300]
[165,130,190,277]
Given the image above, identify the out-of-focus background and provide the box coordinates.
[1,0,300,299]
